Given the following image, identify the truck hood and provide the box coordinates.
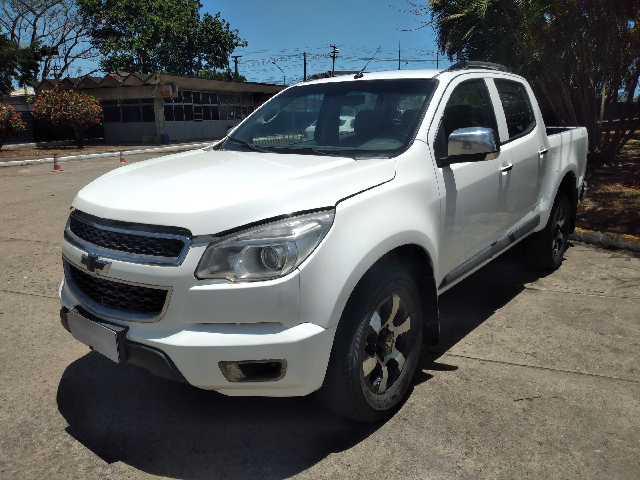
[73,148,396,235]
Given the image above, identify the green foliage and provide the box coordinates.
[197,69,247,82]
[420,0,640,163]
[0,34,42,96]
[77,0,247,77]
[31,86,102,146]
[0,103,26,148]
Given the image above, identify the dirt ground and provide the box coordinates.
[579,132,640,236]
[0,143,159,159]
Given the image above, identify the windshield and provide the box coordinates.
[220,79,437,159]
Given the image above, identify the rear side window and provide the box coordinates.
[434,79,498,161]
[494,80,536,141]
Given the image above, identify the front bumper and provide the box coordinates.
[60,237,336,397]
[59,303,336,396]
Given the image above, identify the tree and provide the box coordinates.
[409,0,640,164]
[0,102,26,148]
[0,0,97,80]
[31,86,102,146]
[0,33,41,95]
[77,0,247,77]
[197,69,246,82]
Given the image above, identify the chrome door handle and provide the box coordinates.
[538,148,549,156]
[499,163,513,173]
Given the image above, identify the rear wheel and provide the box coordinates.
[317,265,423,422]
[526,193,571,270]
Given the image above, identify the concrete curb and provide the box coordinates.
[570,227,640,253]
[0,142,214,168]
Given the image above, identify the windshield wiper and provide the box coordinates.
[312,148,344,157]
[271,145,346,157]
[226,137,270,153]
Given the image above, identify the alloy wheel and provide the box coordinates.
[552,203,567,260]
[361,294,412,394]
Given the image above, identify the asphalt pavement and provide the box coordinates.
[0,154,639,479]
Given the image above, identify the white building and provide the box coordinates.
[28,73,285,144]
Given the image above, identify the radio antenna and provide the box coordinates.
[354,46,381,79]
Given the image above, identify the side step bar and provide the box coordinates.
[439,215,540,290]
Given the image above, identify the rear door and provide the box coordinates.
[487,78,548,227]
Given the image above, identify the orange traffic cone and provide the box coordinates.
[119,150,126,164]
[52,153,63,172]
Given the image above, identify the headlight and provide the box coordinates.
[195,210,334,282]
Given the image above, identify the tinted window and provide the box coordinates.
[193,105,203,121]
[173,105,184,121]
[434,79,498,161]
[121,106,142,123]
[164,105,174,121]
[184,105,193,121]
[494,79,535,140]
[141,105,155,122]
[102,106,121,122]
[223,79,437,159]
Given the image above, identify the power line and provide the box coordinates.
[232,43,445,84]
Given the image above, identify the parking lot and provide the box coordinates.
[1,154,639,479]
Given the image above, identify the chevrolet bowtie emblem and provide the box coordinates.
[81,253,111,274]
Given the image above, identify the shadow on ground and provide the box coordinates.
[57,353,383,479]
[421,244,556,362]
[57,244,555,479]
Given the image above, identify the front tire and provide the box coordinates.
[317,265,423,422]
[526,192,571,270]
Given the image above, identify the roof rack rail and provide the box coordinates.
[446,61,512,73]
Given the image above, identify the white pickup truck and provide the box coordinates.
[59,63,588,422]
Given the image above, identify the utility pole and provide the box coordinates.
[436,51,439,69]
[231,55,242,75]
[398,41,401,70]
[303,52,307,81]
[330,45,339,76]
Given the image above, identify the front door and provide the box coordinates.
[429,78,510,288]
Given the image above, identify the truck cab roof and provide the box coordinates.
[299,66,526,87]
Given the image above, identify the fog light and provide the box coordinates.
[219,360,287,382]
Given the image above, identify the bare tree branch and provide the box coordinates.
[0,0,98,79]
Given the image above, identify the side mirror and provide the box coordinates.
[442,127,500,166]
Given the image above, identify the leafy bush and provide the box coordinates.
[0,103,26,149]
[31,86,102,147]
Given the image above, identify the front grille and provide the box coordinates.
[66,262,168,315]
[69,215,186,259]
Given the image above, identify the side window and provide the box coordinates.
[494,79,535,141]
[434,79,498,160]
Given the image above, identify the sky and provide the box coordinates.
[202,0,451,85]
[72,0,450,85]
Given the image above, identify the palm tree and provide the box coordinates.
[417,0,640,164]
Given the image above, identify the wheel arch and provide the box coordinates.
[556,170,578,233]
[344,243,440,345]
